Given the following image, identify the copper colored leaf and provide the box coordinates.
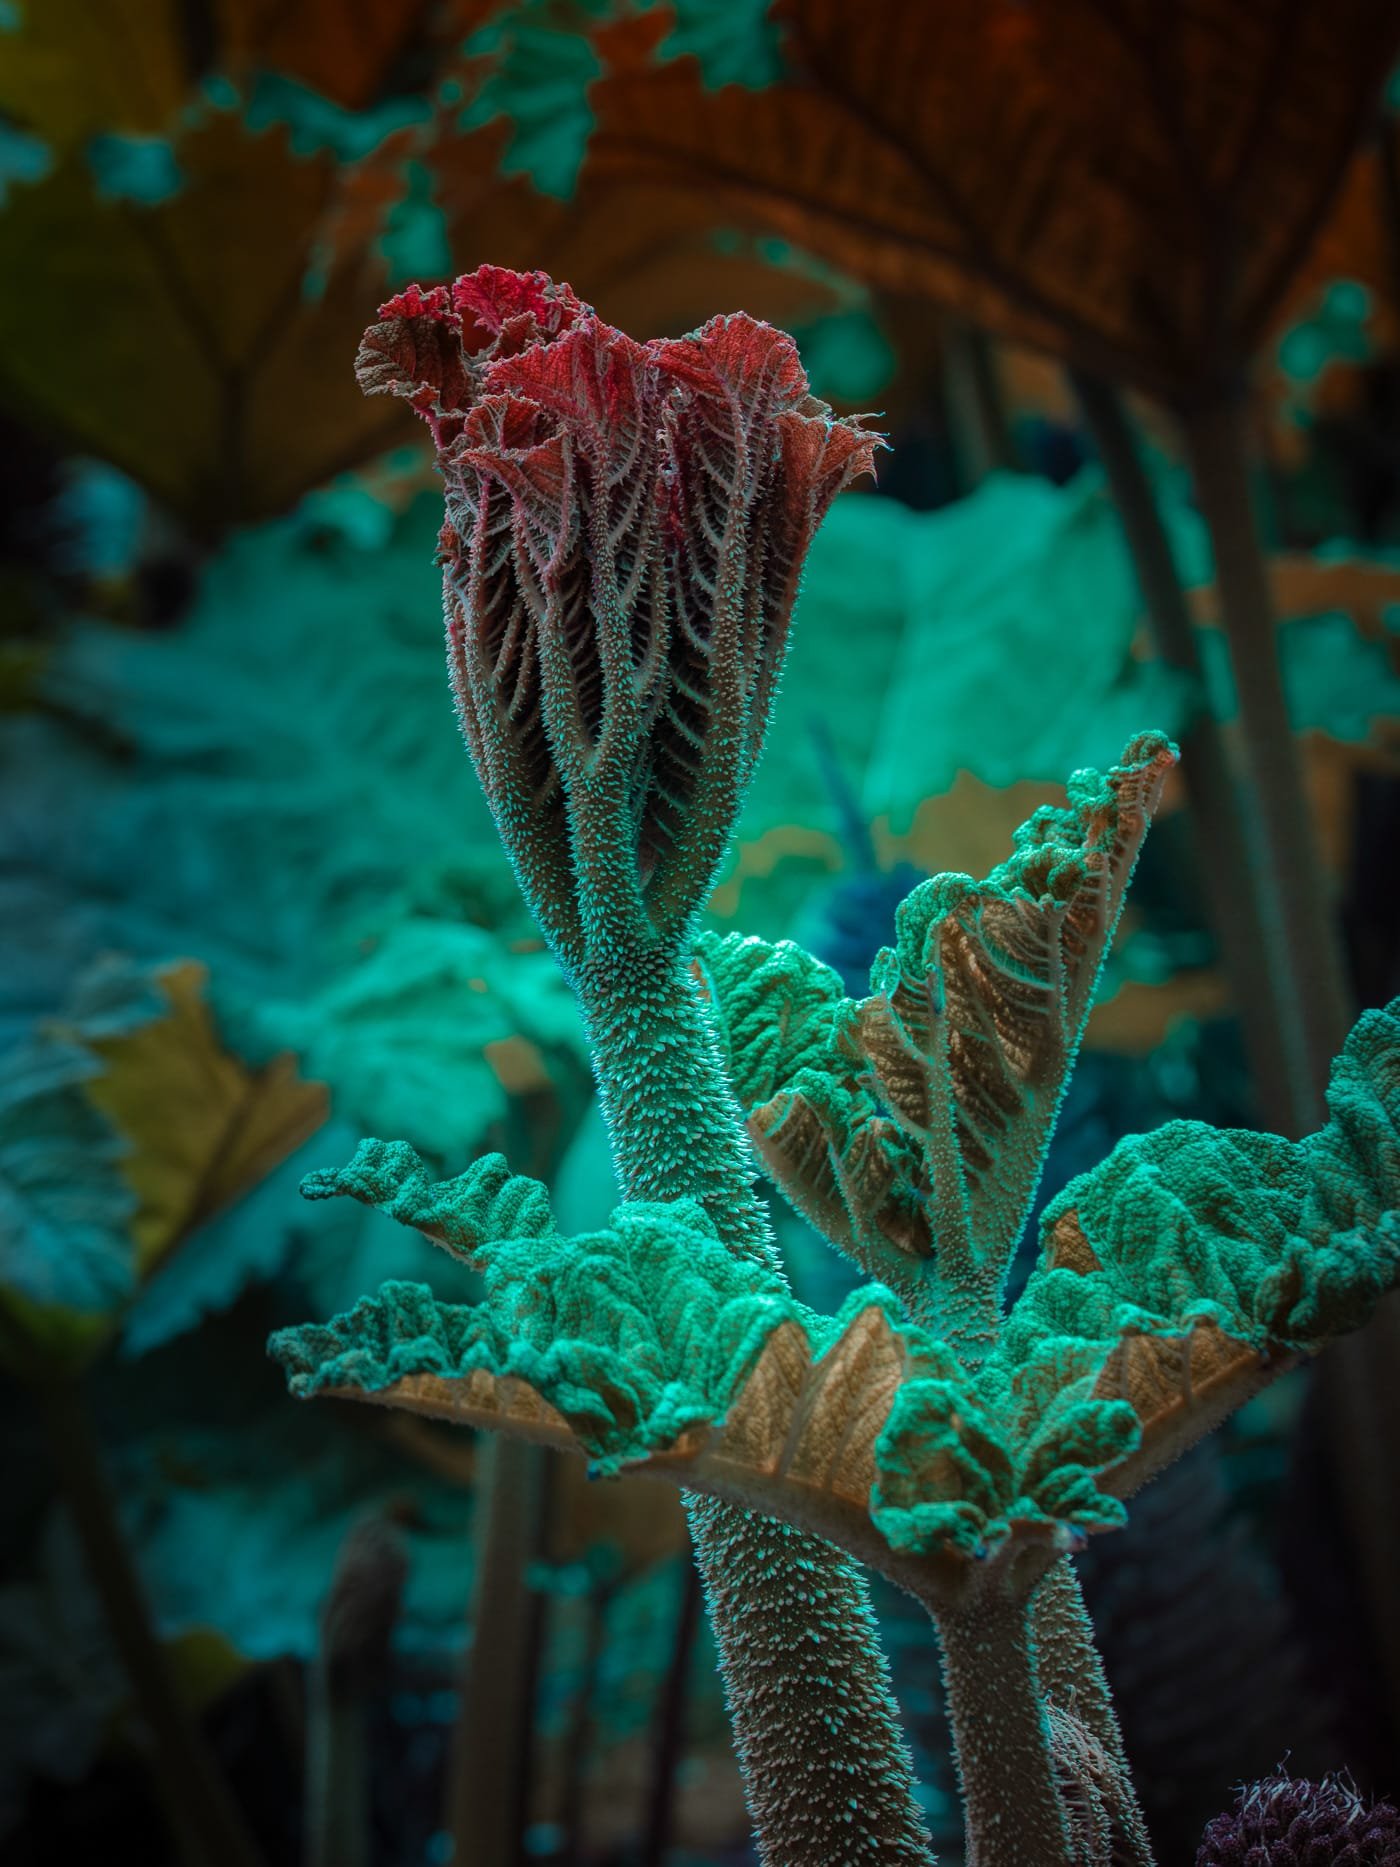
[0,113,414,532]
[83,962,328,1278]
[588,1,1400,401]
[0,0,192,149]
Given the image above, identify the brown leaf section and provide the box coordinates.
[82,962,328,1276]
[1041,1209,1280,1497]
[426,116,838,339]
[321,1302,952,1592]
[0,113,413,532]
[588,0,1400,402]
[215,0,502,111]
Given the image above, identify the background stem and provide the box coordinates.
[941,316,1018,488]
[447,1435,551,1867]
[37,1375,268,1867]
[1180,392,1353,1132]
[306,1516,406,1867]
[640,1555,703,1867]
[1071,369,1298,1133]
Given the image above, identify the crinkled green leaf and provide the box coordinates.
[692,930,846,1112]
[270,1141,1147,1577]
[276,1141,796,1475]
[703,735,1177,1312]
[1003,995,1400,1488]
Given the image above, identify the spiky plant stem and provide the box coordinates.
[1180,392,1352,1132]
[933,1580,1069,1867]
[903,1224,1152,1862]
[1032,1561,1155,1865]
[1071,369,1296,1135]
[579,943,936,1867]
[37,1376,267,1867]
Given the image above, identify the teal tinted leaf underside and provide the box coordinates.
[273,981,1400,1586]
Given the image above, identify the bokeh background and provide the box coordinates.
[3,4,1400,1864]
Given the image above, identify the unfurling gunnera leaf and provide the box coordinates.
[697,732,1178,1312]
[1007,994,1400,1496]
[268,1139,1155,1597]
[272,988,1400,1597]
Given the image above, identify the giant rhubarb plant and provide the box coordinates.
[271,267,1400,1867]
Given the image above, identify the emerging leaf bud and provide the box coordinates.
[356,266,880,966]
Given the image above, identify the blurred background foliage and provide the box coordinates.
[2,2,1399,1864]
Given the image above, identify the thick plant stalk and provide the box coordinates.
[933,1583,1069,1867]
[580,948,936,1865]
[1071,369,1297,1135]
[37,1377,268,1867]
[1180,393,1353,1132]
[349,267,932,1866]
[1030,1562,1155,1866]
[447,1436,551,1866]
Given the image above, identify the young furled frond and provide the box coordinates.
[356,267,881,966]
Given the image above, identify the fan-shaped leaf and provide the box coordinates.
[589,0,1400,400]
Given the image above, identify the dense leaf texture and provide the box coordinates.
[271,1140,1139,1592]
[1015,996,1400,1493]
[698,734,1178,1328]
[273,976,1400,1595]
[589,0,1400,399]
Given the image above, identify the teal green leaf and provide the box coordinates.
[269,1142,1148,1584]
[1007,995,1400,1491]
[692,930,846,1111]
[275,1143,793,1475]
[739,471,1199,849]
[255,916,586,1168]
[0,1035,134,1323]
[703,736,1177,1311]
[458,3,604,199]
